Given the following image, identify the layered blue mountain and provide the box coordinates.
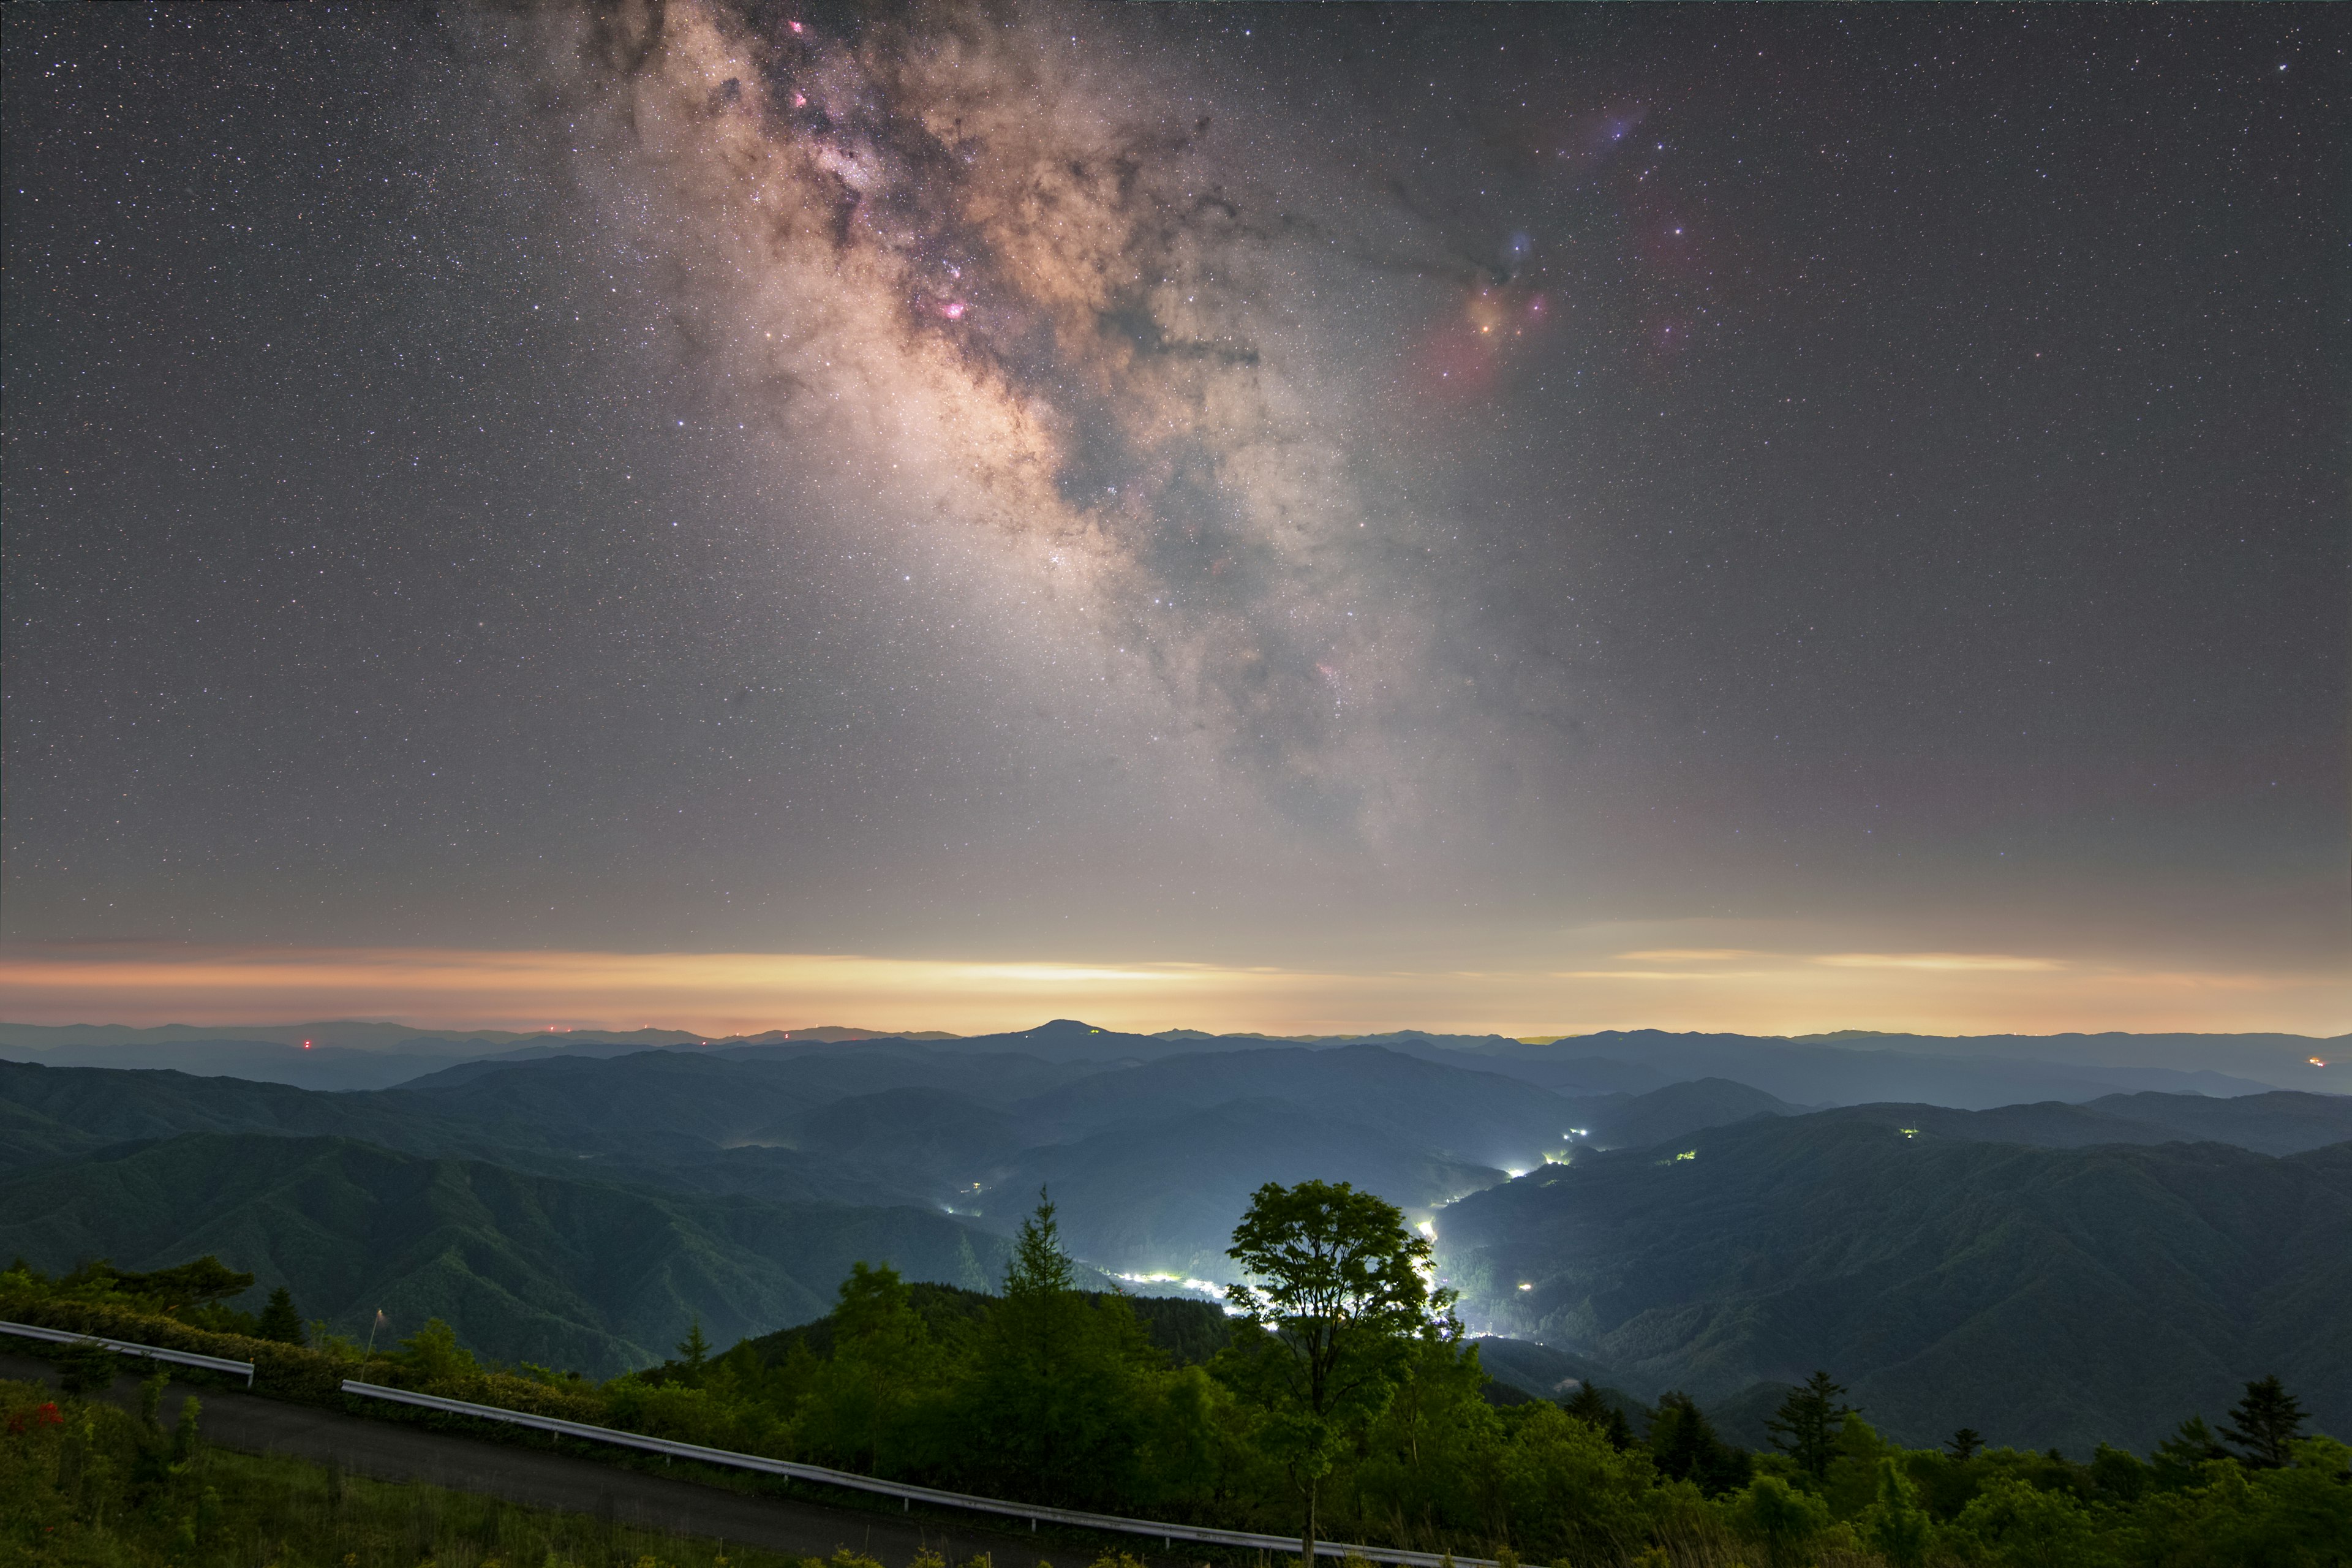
[2,1028,2344,1452]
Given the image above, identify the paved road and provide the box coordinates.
[0,1352,1157,1567]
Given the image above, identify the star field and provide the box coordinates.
[2,4,2342,1019]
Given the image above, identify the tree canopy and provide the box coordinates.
[253,1286,305,1346]
[1223,1179,1455,1566]
[8,1242,2350,1567]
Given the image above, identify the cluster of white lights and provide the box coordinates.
[1112,1271,1235,1309]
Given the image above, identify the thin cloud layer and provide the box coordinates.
[2,940,2335,1038]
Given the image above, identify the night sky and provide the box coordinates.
[3,4,2343,1034]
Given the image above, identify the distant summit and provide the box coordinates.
[1019,1019,1113,1039]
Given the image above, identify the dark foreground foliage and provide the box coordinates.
[6,1245,2348,1567]
[0,1376,1001,1568]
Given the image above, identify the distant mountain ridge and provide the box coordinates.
[9,1020,2338,1100]
[1444,1030,2324,1104]
[0,1020,964,1049]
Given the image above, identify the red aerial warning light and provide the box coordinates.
[302,1039,313,1049]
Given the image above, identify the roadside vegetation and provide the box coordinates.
[0,1376,858,1568]
[5,1183,2346,1567]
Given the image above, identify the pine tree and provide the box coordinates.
[1005,1186,1079,1297]
[2221,1374,2307,1468]
[676,1319,712,1377]
[1563,1382,1613,1430]
[1651,1392,1708,1481]
[1604,1403,1634,1453]
[1946,1427,1983,1462]
[1649,1391,1752,1496]
[255,1286,306,1346]
[1766,1371,1854,1481]
[965,1188,1156,1507]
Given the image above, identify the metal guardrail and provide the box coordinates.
[0,1319,256,1385]
[343,1380,1493,1567]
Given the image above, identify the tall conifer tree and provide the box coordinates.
[2222,1375,2308,1468]
[1766,1371,1854,1481]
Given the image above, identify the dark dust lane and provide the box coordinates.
[0,1352,1145,1566]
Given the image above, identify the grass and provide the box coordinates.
[0,1378,890,1568]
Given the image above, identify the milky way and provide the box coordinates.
[2,2,2342,1016]
[502,0,1556,847]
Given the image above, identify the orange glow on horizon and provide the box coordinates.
[0,940,2342,1040]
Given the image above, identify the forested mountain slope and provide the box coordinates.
[8,1044,2344,1447]
[1439,1116,2352,1453]
[0,1131,1009,1378]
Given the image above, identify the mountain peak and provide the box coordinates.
[1023,1019,1110,1038]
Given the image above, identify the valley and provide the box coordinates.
[3,1022,2345,1452]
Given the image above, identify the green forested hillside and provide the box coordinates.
[0,1060,448,1168]
[0,1131,1009,1376]
[0,1057,913,1208]
[7,1050,2347,1451]
[1439,1117,2352,1452]
[13,1186,2346,1568]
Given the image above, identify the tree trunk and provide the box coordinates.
[1301,1472,1318,1568]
